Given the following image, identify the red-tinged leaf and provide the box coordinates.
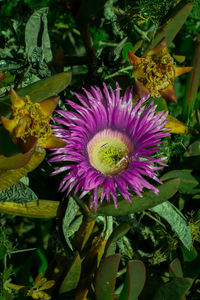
[119,260,146,300]
[128,51,141,66]
[9,88,24,108]
[1,116,16,132]
[160,85,177,103]
[169,258,183,278]
[134,79,150,99]
[39,96,59,117]
[95,254,121,300]
[41,134,66,148]
[0,72,6,82]
[17,136,38,153]
[0,151,32,170]
[147,38,169,56]
[175,67,193,77]
[182,36,200,120]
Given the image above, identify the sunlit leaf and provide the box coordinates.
[0,199,60,218]
[0,149,46,190]
[0,151,32,170]
[166,115,186,134]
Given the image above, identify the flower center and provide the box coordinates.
[12,96,52,145]
[87,129,134,176]
[134,48,175,97]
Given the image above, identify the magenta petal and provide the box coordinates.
[49,83,170,210]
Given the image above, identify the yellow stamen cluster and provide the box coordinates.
[89,137,130,176]
[134,48,176,97]
[12,96,53,145]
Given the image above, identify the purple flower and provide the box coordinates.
[49,83,170,210]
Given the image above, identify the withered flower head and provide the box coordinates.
[128,38,192,103]
[1,89,66,153]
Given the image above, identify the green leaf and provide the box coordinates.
[59,252,81,294]
[37,248,48,274]
[95,254,121,300]
[161,170,200,194]
[153,278,193,300]
[0,244,7,259]
[104,223,131,257]
[146,2,193,52]
[96,179,180,216]
[122,42,134,60]
[25,7,52,63]
[62,197,81,251]
[0,72,72,117]
[150,201,192,250]
[0,181,38,203]
[119,260,146,300]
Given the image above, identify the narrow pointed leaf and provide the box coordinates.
[95,254,121,300]
[96,179,180,216]
[175,67,193,77]
[119,260,146,300]
[128,51,141,66]
[160,85,177,103]
[166,115,186,134]
[150,201,192,250]
[59,252,81,294]
[39,96,59,117]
